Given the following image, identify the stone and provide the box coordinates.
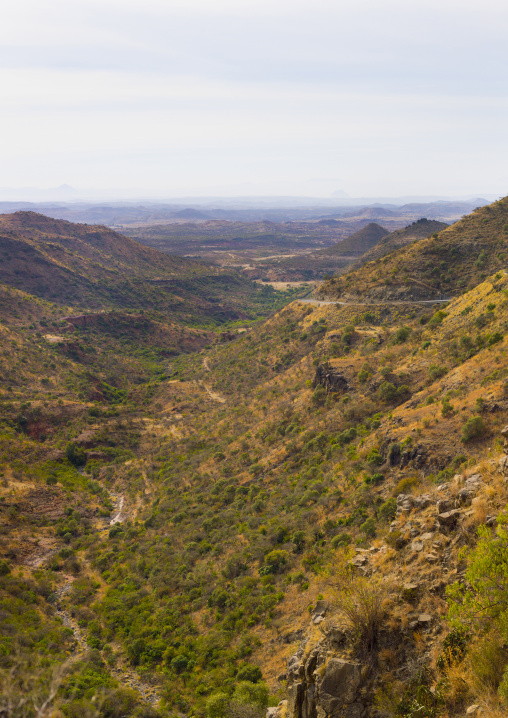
[466,705,482,716]
[418,613,432,624]
[402,582,419,600]
[313,600,328,620]
[437,499,452,513]
[317,658,362,714]
[421,532,434,541]
[413,494,432,510]
[457,489,473,506]
[313,365,349,394]
[437,510,461,529]
[350,556,367,568]
[411,541,424,552]
[425,553,439,563]
[499,455,508,476]
[466,474,483,489]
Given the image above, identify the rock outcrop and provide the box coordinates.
[287,642,366,718]
[313,365,349,394]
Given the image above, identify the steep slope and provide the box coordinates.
[0,212,290,323]
[3,201,508,718]
[353,217,449,266]
[318,197,508,302]
[317,222,389,256]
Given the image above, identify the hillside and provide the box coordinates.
[317,222,389,256]
[2,203,508,717]
[353,217,449,266]
[0,211,295,323]
[318,198,508,302]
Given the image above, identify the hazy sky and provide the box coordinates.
[2,0,508,198]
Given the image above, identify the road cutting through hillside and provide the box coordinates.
[296,297,451,306]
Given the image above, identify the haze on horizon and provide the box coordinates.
[2,0,508,201]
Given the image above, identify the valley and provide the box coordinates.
[2,200,508,718]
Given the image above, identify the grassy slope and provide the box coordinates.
[317,222,389,256]
[0,212,295,323]
[2,203,508,716]
[318,198,508,301]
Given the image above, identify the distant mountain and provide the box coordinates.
[172,208,211,220]
[318,222,389,256]
[340,207,398,219]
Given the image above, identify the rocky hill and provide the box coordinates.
[318,198,508,302]
[2,203,508,717]
[318,222,389,256]
[353,217,449,266]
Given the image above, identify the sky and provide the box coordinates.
[1,0,508,199]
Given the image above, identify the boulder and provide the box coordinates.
[498,455,508,476]
[312,600,328,621]
[316,659,363,718]
[437,499,452,513]
[413,494,432,510]
[437,510,461,530]
[313,365,349,394]
[418,613,432,625]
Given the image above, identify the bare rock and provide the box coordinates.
[437,499,452,513]
[313,365,349,394]
[312,600,328,621]
[316,659,363,718]
[466,705,482,716]
[498,455,508,476]
[437,509,461,530]
[413,494,432,510]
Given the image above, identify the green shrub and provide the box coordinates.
[428,310,448,327]
[428,364,447,382]
[261,550,289,575]
[237,665,262,683]
[206,692,230,718]
[441,399,455,418]
[360,517,376,538]
[331,533,352,549]
[461,415,486,443]
[65,442,87,467]
[379,498,397,522]
[393,326,410,343]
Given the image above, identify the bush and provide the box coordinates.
[331,533,352,549]
[428,364,447,382]
[261,550,289,575]
[379,497,397,522]
[237,665,262,684]
[339,578,388,656]
[393,326,410,343]
[461,415,486,443]
[232,681,269,709]
[206,693,230,718]
[65,442,87,467]
[360,517,376,538]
